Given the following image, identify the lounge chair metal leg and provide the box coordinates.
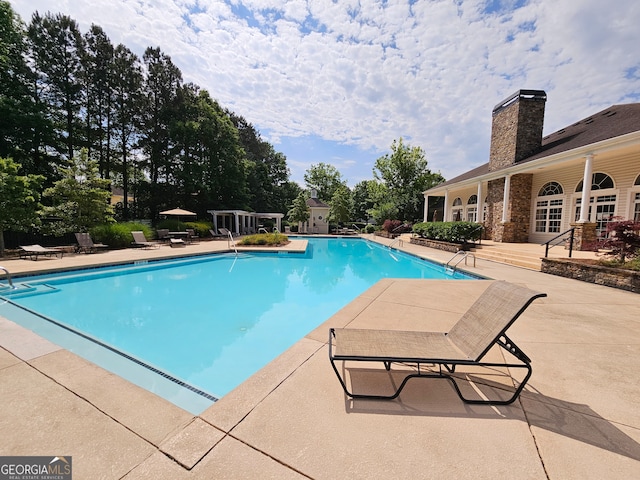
[329,330,532,405]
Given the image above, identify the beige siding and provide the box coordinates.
[529,153,640,243]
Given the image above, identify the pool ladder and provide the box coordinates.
[388,238,404,249]
[226,231,238,256]
[0,266,15,289]
[445,251,476,273]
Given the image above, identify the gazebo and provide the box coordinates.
[206,210,284,235]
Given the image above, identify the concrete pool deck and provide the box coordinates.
[1,236,639,479]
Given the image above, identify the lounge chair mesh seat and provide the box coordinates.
[329,281,546,405]
[131,231,160,249]
[19,245,63,260]
[75,232,108,253]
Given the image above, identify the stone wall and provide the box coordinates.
[410,237,470,252]
[486,174,532,242]
[541,258,640,294]
[508,173,533,242]
[489,92,546,171]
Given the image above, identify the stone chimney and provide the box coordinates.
[489,89,546,171]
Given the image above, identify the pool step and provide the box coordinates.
[0,283,59,298]
[470,245,542,270]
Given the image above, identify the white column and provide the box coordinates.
[476,182,483,223]
[443,190,449,221]
[578,154,594,223]
[501,175,511,223]
[233,213,239,234]
[423,195,429,222]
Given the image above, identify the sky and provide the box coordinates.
[9,0,640,187]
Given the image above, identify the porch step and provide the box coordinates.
[470,245,544,271]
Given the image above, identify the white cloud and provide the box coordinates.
[9,0,640,184]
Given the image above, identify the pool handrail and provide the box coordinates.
[0,266,15,289]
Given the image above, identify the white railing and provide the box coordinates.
[0,266,15,289]
[226,231,238,256]
[445,251,476,273]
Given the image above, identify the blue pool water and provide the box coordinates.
[0,237,476,413]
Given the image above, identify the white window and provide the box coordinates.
[452,197,463,221]
[535,182,563,233]
[574,173,617,237]
[466,195,478,222]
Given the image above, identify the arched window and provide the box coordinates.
[452,197,463,221]
[535,182,564,233]
[466,195,478,222]
[539,182,563,196]
[574,173,616,237]
[575,173,614,192]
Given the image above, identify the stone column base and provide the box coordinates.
[493,222,528,242]
[493,222,514,242]
[569,222,597,250]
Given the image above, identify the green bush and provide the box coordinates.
[364,224,376,234]
[156,219,212,237]
[238,233,288,246]
[413,222,482,244]
[90,222,155,249]
[184,221,212,237]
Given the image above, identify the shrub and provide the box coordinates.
[599,218,640,263]
[90,222,154,249]
[184,221,212,237]
[238,233,289,246]
[382,219,403,233]
[364,224,375,233]
[413,222,482,244]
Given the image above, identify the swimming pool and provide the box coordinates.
[0,237,477,413]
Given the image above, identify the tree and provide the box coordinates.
[139,47,181,216]
[328,185,353,224]
[0,157,44,256]
[82,24,115,178]
[230,113,291,212]
[303,162,346,203]
[111,44,143,220]
[287,190,310,227]
[27,12,85,162]
[41,148,113,235]
[0,2,32,164]
[373,138,444,222]
[352,180,377,221]
[601,218,640,263]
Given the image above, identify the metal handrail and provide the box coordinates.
[0,266,15,289]
[541,227,575,258]
[226,231,238,256]
[445,251,476,272]
[388,237,404,249]
[470,224,484,245]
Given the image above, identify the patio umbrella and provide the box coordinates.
[159,208,197,217]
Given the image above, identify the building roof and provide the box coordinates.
[429,102,640,191]
[307,197,329,208]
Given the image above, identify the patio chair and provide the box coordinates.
[329,281,546,405]
[130,231,160,249]
[75,232,108,254]
[209,229,226,239]
[19,245,64,261]
[156,229,171,243]
[186,228,200,244]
